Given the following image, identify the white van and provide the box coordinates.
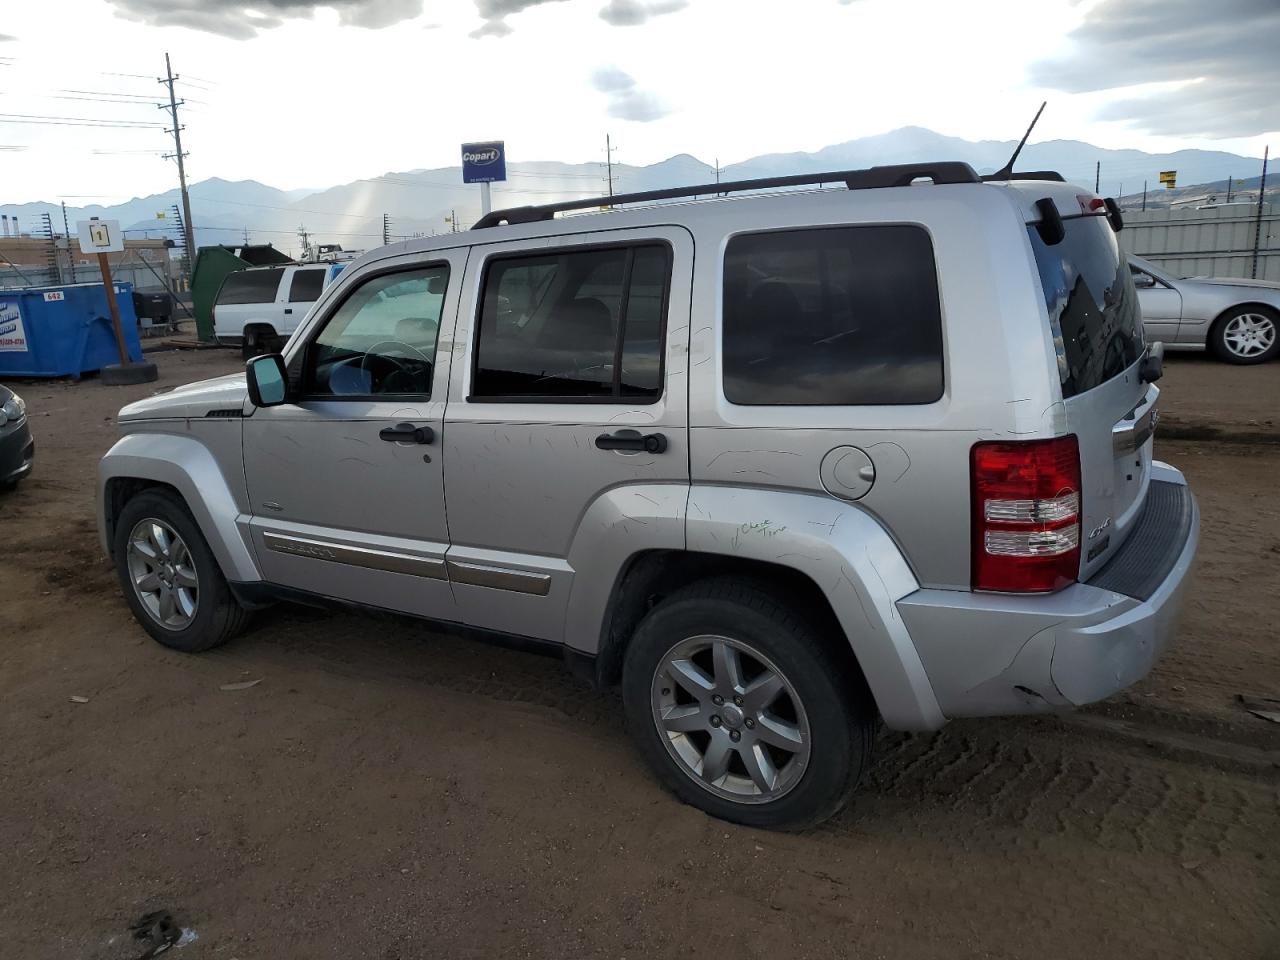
[213,263,346,358]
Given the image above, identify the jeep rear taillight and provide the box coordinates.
[971,436,1081,593]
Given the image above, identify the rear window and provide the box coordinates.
[722,225,944,405]
[1028,214,1143,398]
[288,268,326,303]
[216,268,284,306]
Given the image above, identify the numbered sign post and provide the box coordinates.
[76,219,129,364]
[75,218,158,384]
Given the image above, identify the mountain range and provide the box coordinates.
[2,127,1271,258]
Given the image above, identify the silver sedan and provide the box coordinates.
[1129,255,1280,364]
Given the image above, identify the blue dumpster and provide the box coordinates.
[0,282,144,380]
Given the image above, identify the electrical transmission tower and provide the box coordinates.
[170,204,189,277]
[382,213,391,246]
[37,213,59,285]
[604,133,617,198]
[158,53,196,279]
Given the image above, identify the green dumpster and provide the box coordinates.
[190,244,293,342]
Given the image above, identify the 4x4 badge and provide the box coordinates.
[1088,517,1112,540]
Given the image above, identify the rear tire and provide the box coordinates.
[112,489,250,652]
[622,577,874,830]
[1209,306,1279,364]
[240,326,280,360]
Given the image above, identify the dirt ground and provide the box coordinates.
[0,350,1276,960]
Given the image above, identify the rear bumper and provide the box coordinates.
[897,462,1199,721]
[0,418,34,485]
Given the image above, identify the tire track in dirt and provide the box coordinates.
[199,605,1280,873]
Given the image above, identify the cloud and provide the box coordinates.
[1029,0,1280,138]
[0,34,15,41]
[103,0,424,39]
[469,18,513,37]
[590,66,670,122]
[598,0,686,26]
[468,0,569,38]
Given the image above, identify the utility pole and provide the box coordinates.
[242,225,250,245]
[1142,181,1147,211]
[1251,145,1269,280]
[445,210,458,233]
[159,52,196,281]
[605,133,616,197]
[60,201,76,283]
[1226,176,1234,203]
[1094,161,1100,193]
[297,225,311,261]
[382,213,390,246]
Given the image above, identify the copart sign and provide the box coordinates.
[461,141,506,184]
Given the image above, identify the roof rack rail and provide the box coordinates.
[981,170,1066,183]
[473,161,981,229]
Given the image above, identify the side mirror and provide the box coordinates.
[1140,342,1164,384]
[1132,272,1156,289]
[246,353,289,407]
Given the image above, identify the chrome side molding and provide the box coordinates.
[447,559,552,596]
[263,532,447,580]
[262,531,551,595]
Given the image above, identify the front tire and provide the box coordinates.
[112,489,250,652]
[1210,306,1279,364]
[622,578,874,830]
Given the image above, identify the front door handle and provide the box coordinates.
[379,422,435,444]
[595,429,667,454]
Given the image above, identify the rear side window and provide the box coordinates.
[288,268,326,303]
[472,244,670,401]
[722,226,944,405]
[1028,214,1143,398]
[216,268,284,305]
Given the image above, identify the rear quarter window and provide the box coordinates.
[722,225,944,405]
[1028,214,1143,398]
[288,268,326,303]
[216,268,285,306]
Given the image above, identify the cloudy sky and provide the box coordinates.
[1,0,1275,204]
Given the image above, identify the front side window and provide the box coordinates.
[216,268,284,306]
[472,244,670,401]
[303,266,448,397]
[288,268,326,303]
[722,226,944,405]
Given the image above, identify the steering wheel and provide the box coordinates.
[359,340,432,392]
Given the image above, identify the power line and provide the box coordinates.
[187,193,380,219]
[0,112,164,128]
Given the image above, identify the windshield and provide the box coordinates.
[1029,215,1143,398]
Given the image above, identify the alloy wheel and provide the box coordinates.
[651,634,811,804]
[126,518,199,630]
[1223,312,1276,359]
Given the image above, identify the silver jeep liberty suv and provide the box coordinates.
[98,162,1197,829]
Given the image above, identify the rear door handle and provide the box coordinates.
[284,308,293,315]
[595,429,667,454]
[379,422,435,444]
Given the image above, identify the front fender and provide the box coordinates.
[97,431,261,583]
[685,485,944,731]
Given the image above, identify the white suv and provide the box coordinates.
[213,263,346,358]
